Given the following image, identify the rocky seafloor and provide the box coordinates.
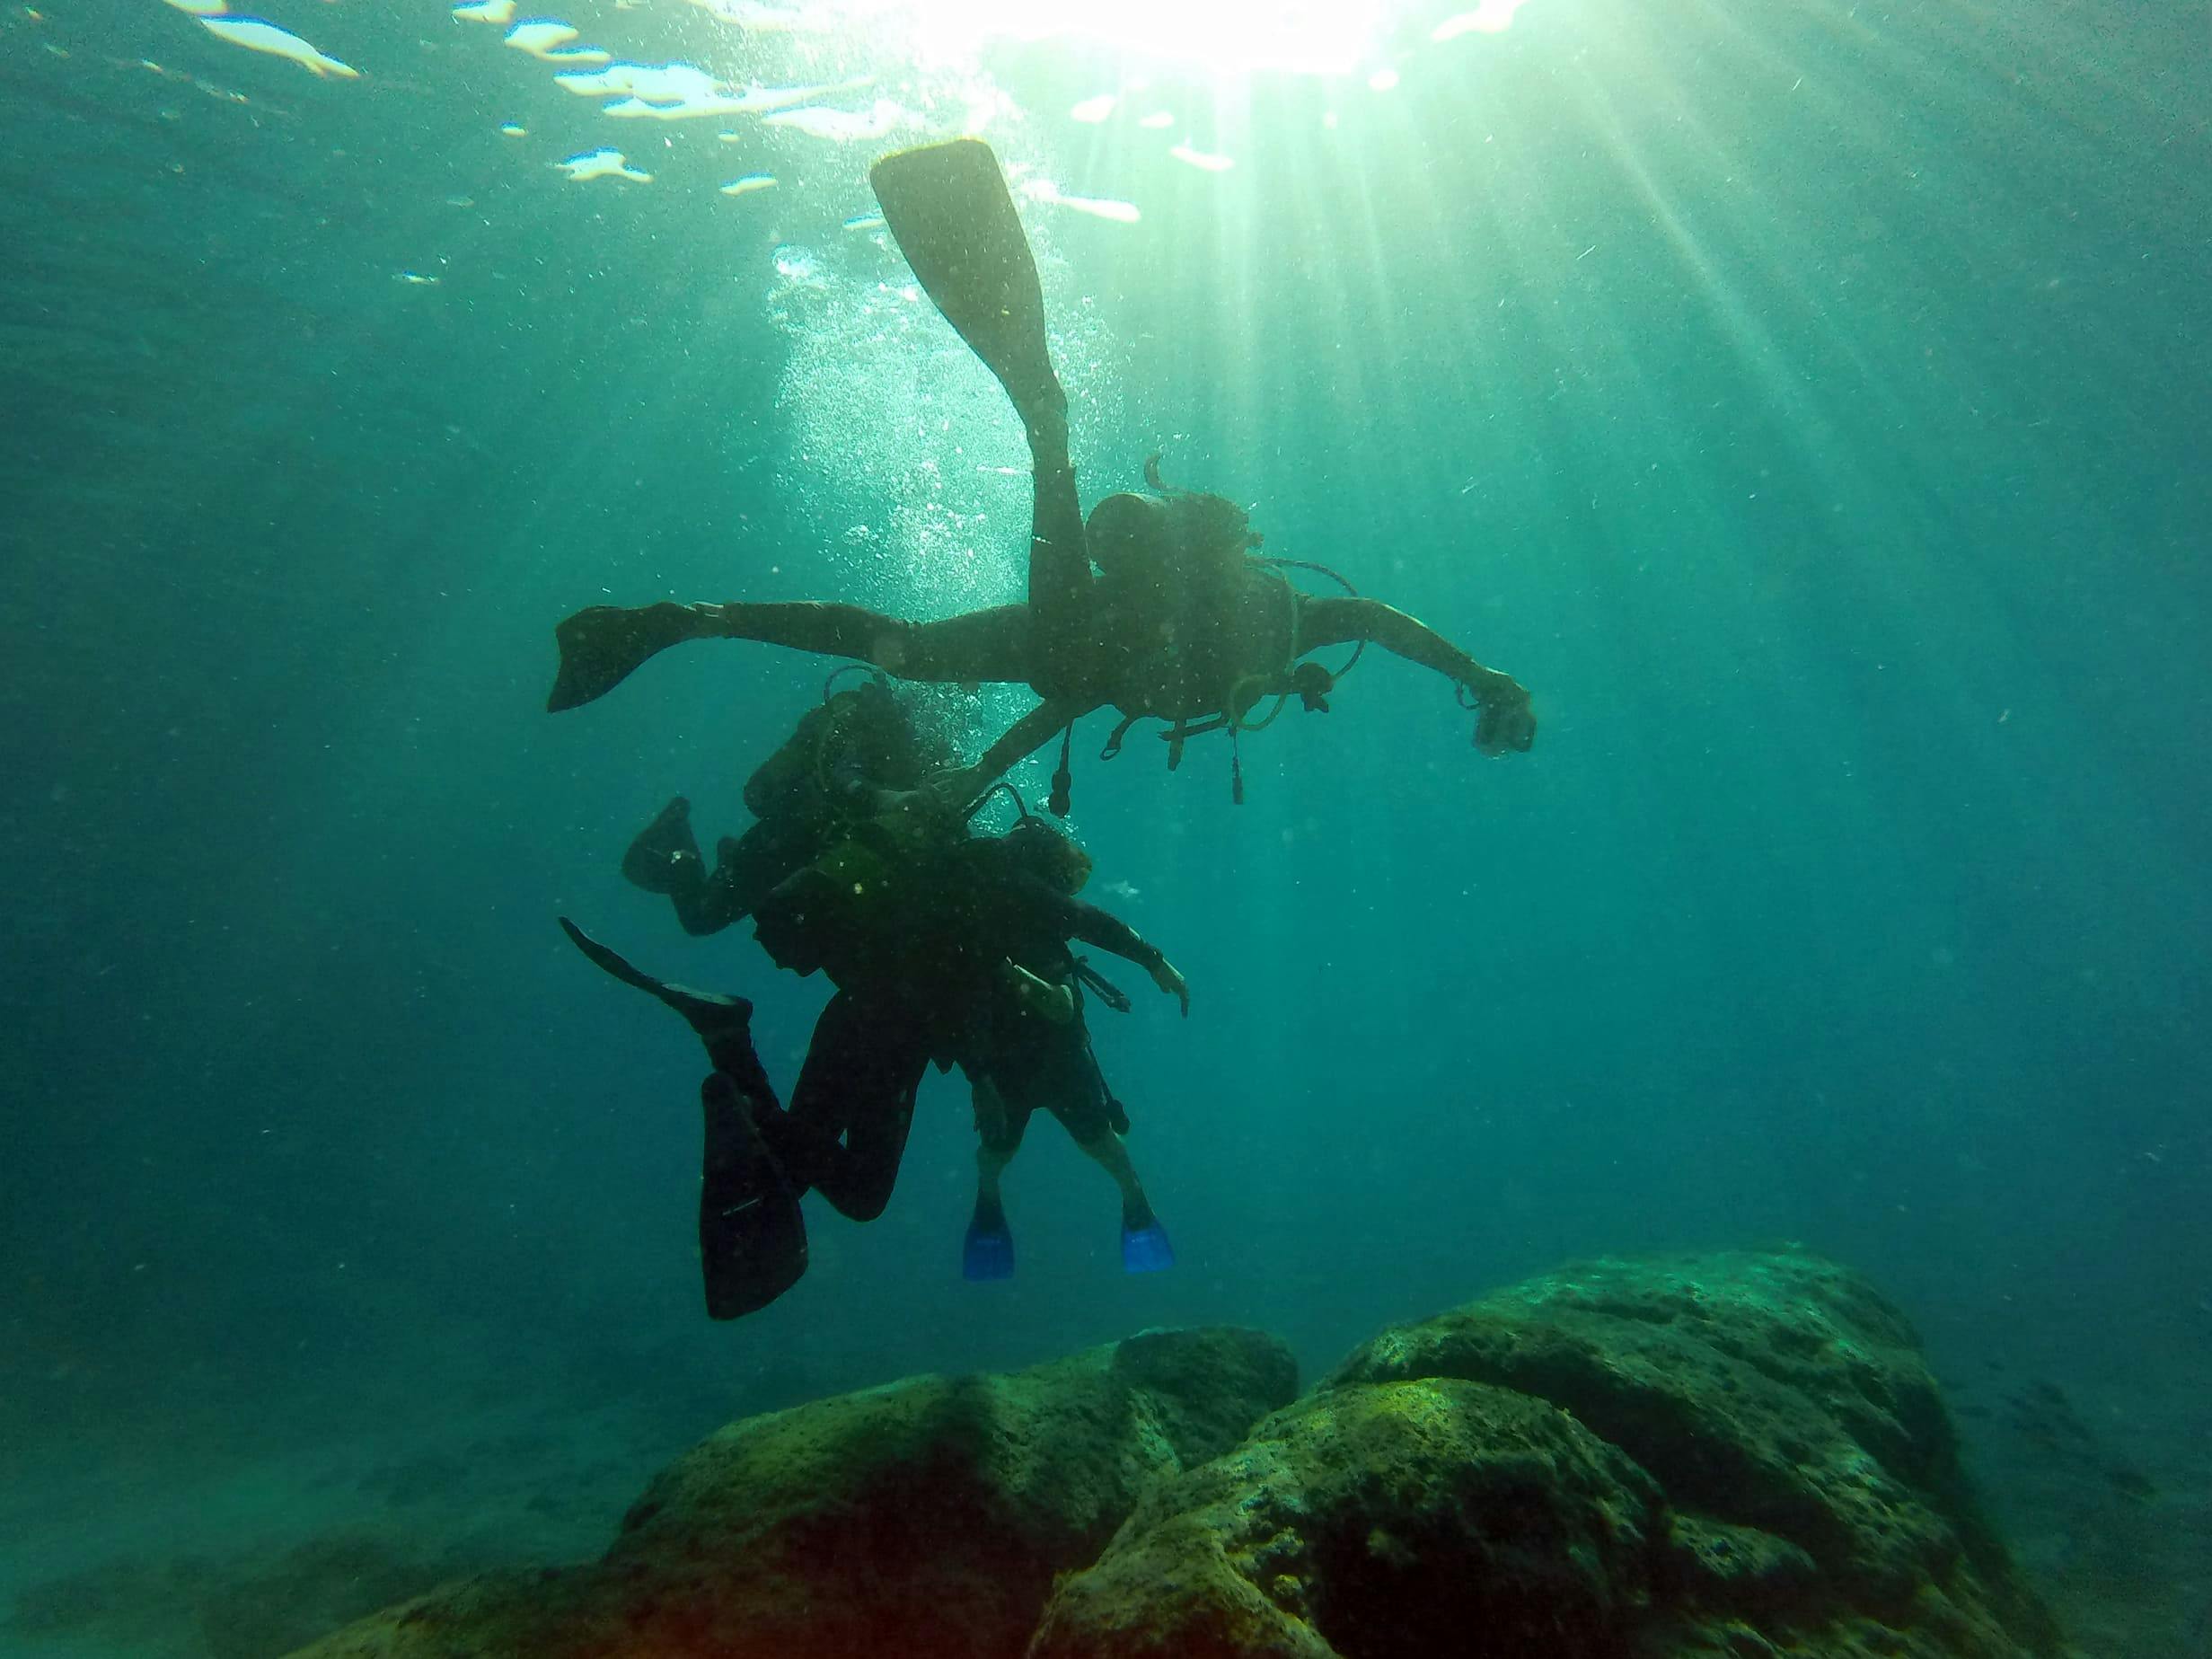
[286,1249,2072,1658]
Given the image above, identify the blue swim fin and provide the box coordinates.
[1120,1217,1175,1275]
[964,1194,1015,1282]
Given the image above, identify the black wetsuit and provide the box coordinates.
[632,682,935,937]
[751,831,1163,1220]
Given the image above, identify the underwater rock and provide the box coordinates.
[287,1255,2067,1659]
[1029,1377,1668,1657]
[1031,1250,2065,1658]
[285,1325,1297,1659]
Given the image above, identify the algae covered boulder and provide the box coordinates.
[287,1325,1296,1659]
[1030,1377,1666,1658]
[288,1254,2063,1658]
[1032,1251,2064,1659]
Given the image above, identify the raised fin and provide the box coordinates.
[869,138,1067,442]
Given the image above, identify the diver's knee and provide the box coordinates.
[837,1186,892,1223]
[1031,660,1097,705]
[868,616,928,678]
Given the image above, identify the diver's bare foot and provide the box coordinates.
[547,602,701,712]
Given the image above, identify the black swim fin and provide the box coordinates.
[699,1070,808,1319]
[621,797,704,896]
[548,603,701,713]
[869,138,1068,442]
[560,918,807,1317]
[558,916,759,1084]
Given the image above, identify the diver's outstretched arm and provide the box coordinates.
[1006,876,1188,1015]
[548,599,1035,712]
[1296,595,1537,756]
[899,694,1096,823]
[844,696,1095,843]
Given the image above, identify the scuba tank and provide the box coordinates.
[747,670,940,979]
[742,671,928,823]
[1074,455,1364,808]
[751,823,907,980]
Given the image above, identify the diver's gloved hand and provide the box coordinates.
[1147,957,1190,1018]
[1467,672,1537,756]
[920,763,991,820]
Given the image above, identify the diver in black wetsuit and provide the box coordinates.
[621,671,947,938]
[956,859,1182,1279]
[750,811,1186,1272]
[564,804,1185,1315]
[557,919,806,1320]
[913,816,1186,1277]
[546,139,1536,817]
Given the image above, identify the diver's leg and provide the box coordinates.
[682,816,821,936]
[866,137,1086,668]
[549,600,1036,712]
[1037,1025,1175,1273]
[1082,1122,1174,1274]
[1071,1127,1152,1228]
[553,919,807,1315]
[770,992,928,1222]
[699,602,1035,684]
[963,1073,1026,1281]
[1026,437,1093,704]
[831,1038,928,1223]
[620,807,799,937]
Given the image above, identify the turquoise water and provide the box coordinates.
[3,0,2207,1652]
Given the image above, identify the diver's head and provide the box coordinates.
[815,673,957,792]
[1004,816,1092,896]
[1163,490,1256,562]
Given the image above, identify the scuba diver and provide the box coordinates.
[621,668,948,937]
[557,918,806,1320]
[963,943,1177,1279]
[568,692,1186,1311]
[546,138,1537,815]
[927,814,1183,1278]
[749,806,1188,1278]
